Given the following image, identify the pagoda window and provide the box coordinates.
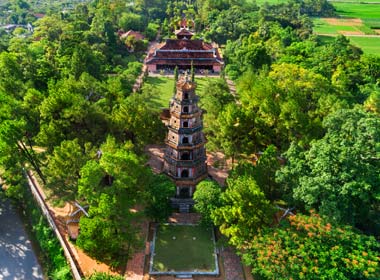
[181,169,189,178]
[183,106,189,113]
[183,121,189,128]
[184,93,189,100]
[181,152,190,160]
[182,137,189,144]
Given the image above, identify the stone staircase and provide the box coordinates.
[179,203,190,213]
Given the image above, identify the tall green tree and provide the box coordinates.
[111,90,165,150]
[77,137,148,265]
[44,139,93,201]
[144,174,176,222]
[193,180,222,225]
[212,176,275,247]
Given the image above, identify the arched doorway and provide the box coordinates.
[182,137,189,144]
[183,106,189,113]
[183,121,189,128]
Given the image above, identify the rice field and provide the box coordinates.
[348,36,380,55]
[333,3,380,28]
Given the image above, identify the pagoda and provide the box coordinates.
[163,75,208,211]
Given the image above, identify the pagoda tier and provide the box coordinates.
[163,76,208,199]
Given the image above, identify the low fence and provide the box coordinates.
[24,170,83,280]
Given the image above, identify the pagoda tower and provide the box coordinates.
[164,75,208,209]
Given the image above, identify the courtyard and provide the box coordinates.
[150,224,218,275]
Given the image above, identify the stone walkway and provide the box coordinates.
[221,247,245,280]
[168,213,201,224]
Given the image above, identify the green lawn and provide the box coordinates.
[144,77,174,109]
[152,224,216,272]
[143,76,218,110]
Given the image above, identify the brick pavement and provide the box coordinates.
[125,221,149,280]
[220,247,245,280]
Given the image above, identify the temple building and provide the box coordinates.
[145,28,224,73]
[163,75,208,212]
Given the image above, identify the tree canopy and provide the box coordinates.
[277,108,380,235]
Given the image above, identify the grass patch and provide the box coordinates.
[152,224,216,272]
[144,77,174,109]
[144,76,219,110]
[348,36,380,55]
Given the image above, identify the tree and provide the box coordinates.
[37,76,109,150]
[0,93,45,185]
[242,212,380,280]
[212,176,275,247]
[0,52,24,97]
[44,139,93,201]
[77,137,149,265]
[364,85,380,115]
[111,90,165,150]
[144,174,176,222]
[193,180,222,225]
[231,145,282,201]
[237,64,341,151]
[277,107,380,235]
[198,78,234,128]
[211,103,253,162]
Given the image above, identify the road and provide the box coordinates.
[0,196,44,280]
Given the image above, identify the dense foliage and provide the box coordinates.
[242,212,380,280]
[277,108,380,234]
[1,0,379,278]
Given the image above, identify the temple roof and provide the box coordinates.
[145,39,224,66]
[174,28,194,39]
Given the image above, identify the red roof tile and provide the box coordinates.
[145,38,224,67]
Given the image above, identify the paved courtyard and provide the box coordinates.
[0,196,43,280]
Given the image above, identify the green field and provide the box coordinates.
[313,18,358,34]
[333,3,380,28]
[143,76,216,109]
[348,36,380,55]
[152,224,216,272]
